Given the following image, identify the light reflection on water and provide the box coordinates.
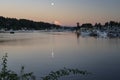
[0,32,120,80]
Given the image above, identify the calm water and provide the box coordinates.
[0,32,120,80]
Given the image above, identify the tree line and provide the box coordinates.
[0,16,61,30]
[0,16,120,31]
[77,21,120,30]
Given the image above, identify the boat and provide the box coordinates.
[97,30,108,38]
[10,31,15,34]
[80,29,91,37]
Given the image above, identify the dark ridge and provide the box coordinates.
[0,16,62,30]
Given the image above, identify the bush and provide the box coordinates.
[0,53,35,80]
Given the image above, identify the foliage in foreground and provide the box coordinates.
[0,53,35,80]
[0,53,89,80]
[41,67,89,80]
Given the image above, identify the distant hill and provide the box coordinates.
[0,16,62,30]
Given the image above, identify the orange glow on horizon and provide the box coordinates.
[54,20,62,25]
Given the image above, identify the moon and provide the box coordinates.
[51,2,54,6]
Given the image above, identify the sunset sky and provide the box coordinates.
[0,0,120,26]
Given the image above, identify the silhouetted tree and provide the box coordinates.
[81,23,93,29]
[0,16,120,31]
[0,16,62,30]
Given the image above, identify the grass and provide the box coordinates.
[0,53,89,80]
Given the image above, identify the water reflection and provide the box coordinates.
[75,32,80,39]
[75,32,80,45]
[51,49,54,58]
[0,32,120,80]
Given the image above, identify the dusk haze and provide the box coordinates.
[0,0,120,26]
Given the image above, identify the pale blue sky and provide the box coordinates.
[0,0,120,26]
